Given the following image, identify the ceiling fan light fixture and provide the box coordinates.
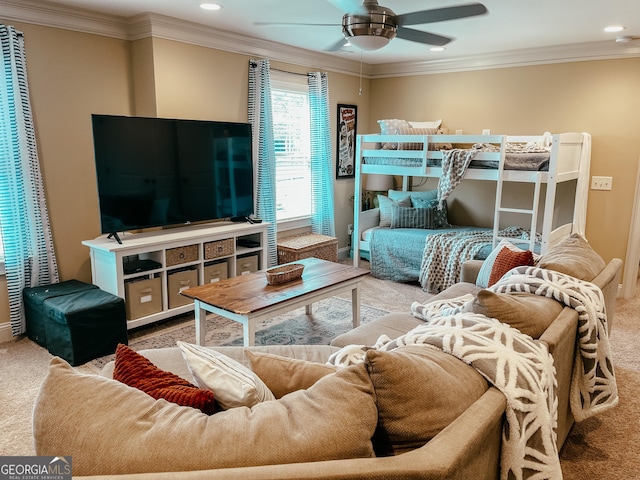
[342,4,398,51]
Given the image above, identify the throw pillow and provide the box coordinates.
[377,119,412,150]
[394,125,438,150]
[476,239,534,288]
[488,246,535,287]
[112,343,216,414]
[34,358,378,476]
[365,346,488,456]
[177,341,275,410]
[388,189,439,205]
[537,233,605,281]
[377,194,411,227]
[467,290,563,339]
[390,204,435,229]
[407,119,443,129]
[412,197,450,228]
[245,350,338,398]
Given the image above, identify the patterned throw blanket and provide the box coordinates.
[331,266,618,480]
[437,148,477,208]
[419,226,533,293]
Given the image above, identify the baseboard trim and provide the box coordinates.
[0,322,13,344]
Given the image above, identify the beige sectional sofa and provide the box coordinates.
[33,235,622,480]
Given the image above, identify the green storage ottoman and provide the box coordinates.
[23,280,98,347]
[43,287,127,366]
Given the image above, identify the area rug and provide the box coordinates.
[89,297,388,370]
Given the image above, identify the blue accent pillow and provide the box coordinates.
[390,205,435,229]
[412,198,451,228]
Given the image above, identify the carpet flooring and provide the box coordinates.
[1,263,639,479]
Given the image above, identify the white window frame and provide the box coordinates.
[270,72,312,232]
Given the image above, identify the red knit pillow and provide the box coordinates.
[487,247,535,287]
[113,344,216,415]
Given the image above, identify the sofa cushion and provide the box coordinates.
[537,233,605,281]
[476,239,534,288]
[112,343,216,414]
[177,341,275,410]
[365,345,489,456]
[245,350,339,398]
[467,290,564,339]
[34,358,378,477]
[331,312,423,348]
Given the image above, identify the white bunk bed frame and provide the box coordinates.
[352,132,588,268]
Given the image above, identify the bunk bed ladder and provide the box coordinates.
[492,150,542,253]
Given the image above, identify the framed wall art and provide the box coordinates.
[336,104,357,179]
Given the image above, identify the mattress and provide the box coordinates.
[363,152,550,171]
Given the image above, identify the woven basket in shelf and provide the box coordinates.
[264,263,304,286]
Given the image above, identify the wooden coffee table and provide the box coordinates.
[180,257,370,346]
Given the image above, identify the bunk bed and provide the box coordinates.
[351,131,591,290]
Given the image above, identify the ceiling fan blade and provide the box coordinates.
[397,3,488,26]
[396,27,452,47]
[326,0,368,15]
[254,22,339,27]
[325,37,349,51]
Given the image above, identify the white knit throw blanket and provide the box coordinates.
[331,266,618,480]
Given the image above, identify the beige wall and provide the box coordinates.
[368,59,640,265]
[0,18,635,340]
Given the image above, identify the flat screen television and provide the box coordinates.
[91,114,254,241]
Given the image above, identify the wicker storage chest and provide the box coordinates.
[277,233,338,264]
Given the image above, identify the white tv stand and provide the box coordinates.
[82,221,268,330]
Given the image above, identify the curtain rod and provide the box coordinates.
[249,61,312,77]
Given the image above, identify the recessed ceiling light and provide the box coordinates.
[604,25,625,33]
[200,3,222,11]
[430,47,445,52]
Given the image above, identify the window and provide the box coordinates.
[270,74,312,225]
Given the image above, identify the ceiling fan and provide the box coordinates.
[256,0,488,52]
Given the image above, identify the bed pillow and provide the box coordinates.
[388,189,438,205]
[467,290,563,339]
[390,204,435,229]
[537,233,605,281]
[377,119,412,150]
[394,125,438,150]
[177,341,275,410]
[412,197,451,228]
[34,358,378,476]
[377,194,411,227]
[476,239,534,288]
[365,346,488,456]
[407,119,442,129]
[112,344,217,415]
[245,350,338,398]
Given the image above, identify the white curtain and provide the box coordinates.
[248,59,278,267]
[308,72,336,236]
[0,25,59,336]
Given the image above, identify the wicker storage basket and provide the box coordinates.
[204,238,235,260]
[265,263,304,285]
[277,233,338,264]
[165,244,199,267]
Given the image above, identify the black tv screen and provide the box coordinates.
[91,114,254,234]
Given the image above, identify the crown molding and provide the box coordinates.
[126,13,369,78]
[0,0,129,39]
[370,41,640,77]
[3,0,639,80]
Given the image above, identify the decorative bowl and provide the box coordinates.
[265,263,304,285]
